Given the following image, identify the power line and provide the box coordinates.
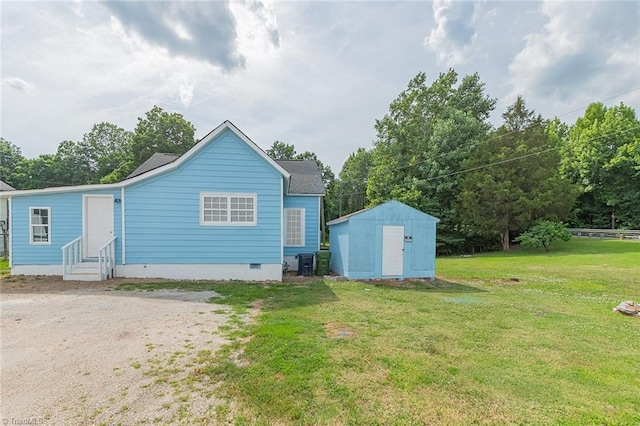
[555,87,640,119]
[421,124,640,182]
[350,88,640,182]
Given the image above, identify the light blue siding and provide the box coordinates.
[8,125,326,276]
[283,196,320,257]
[124,129,282,264]
[10,189,123,265]
[328,221,348,276]
[328,201,438,279]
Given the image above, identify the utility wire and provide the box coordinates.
[364,87,640,175]
[555,87,640,119]
[421,124,640,182]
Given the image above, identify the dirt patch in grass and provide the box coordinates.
[374,279,422,288]
[493,278,522,285]
[1,274,169,294]
[324,322,357,339]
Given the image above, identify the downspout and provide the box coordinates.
[7,196,12,267]
[320,196,326,247]
[121,187,126,265]
[280,177,284,265]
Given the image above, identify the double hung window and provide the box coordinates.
[201,193,256,226]
[30,207,51,244]
[284,208,305,246]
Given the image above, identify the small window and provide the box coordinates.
[201,193,257,226]
[30,207,51,245]
[285,208,305,247]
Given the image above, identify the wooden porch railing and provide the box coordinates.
[61,236,83,277]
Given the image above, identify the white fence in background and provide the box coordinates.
[568,228,640,240]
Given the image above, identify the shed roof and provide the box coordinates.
[275,160,325,195]
[327,200,439,225]
[126,153,180,179]
[0,180,15,191]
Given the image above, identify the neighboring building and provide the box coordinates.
[1,180,16,257]
[5,121,324,281]
[327,200,439,280]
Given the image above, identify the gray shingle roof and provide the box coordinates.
[276,160,325,195]
[126,153,180,179]
[0,180,16,191]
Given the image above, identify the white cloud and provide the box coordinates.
[2,77,38,96]
[71,0,84,18]
[230,0,280,67]
[425,0,477,66]
[507,1,640,115]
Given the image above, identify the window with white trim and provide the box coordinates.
[30,207,51,244]
[284,208,305,246]
[201,193,257,226]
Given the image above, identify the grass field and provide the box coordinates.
[0,258,9,275]
[117,238,640,425]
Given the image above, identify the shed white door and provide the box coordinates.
[84,195,114,257]
[382,225,404,276]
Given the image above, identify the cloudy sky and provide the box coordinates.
[2,1,639,173]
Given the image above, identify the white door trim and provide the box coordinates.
[382,225,404,276]
[83,194,114,257]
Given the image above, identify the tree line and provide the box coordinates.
[1,69,638,254]
[336,70,639,253]
[0,106,196,189]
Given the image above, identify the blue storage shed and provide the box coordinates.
[327,200,439,280]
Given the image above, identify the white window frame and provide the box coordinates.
[29,206,51,245]
[284,208,305,247]
[200,192,257,226]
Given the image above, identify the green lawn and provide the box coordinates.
[0,258,9,275]
[117,238,640,425]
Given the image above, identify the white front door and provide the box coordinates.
[382,225,404,276]
[84,195,114,257]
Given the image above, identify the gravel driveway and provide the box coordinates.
[1,277,233,424]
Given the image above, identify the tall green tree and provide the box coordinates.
[12,155,62,189]
[266,141,296,160]
[2,141,89,189]
[79,122,132,183]
[368,70,496,253]
[53,140,93,185]
[459,96,578,250]
[102,106,196,183]
[337,148,371,216]
[131,105,196,168]
[560,102,640,228]
[0,138,25,188]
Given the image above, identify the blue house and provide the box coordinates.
[5,121,324,281]
[327,200,439,280]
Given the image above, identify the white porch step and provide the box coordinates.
[74,261,100,272]
[63,261,102,281]
[63,272,103,281]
